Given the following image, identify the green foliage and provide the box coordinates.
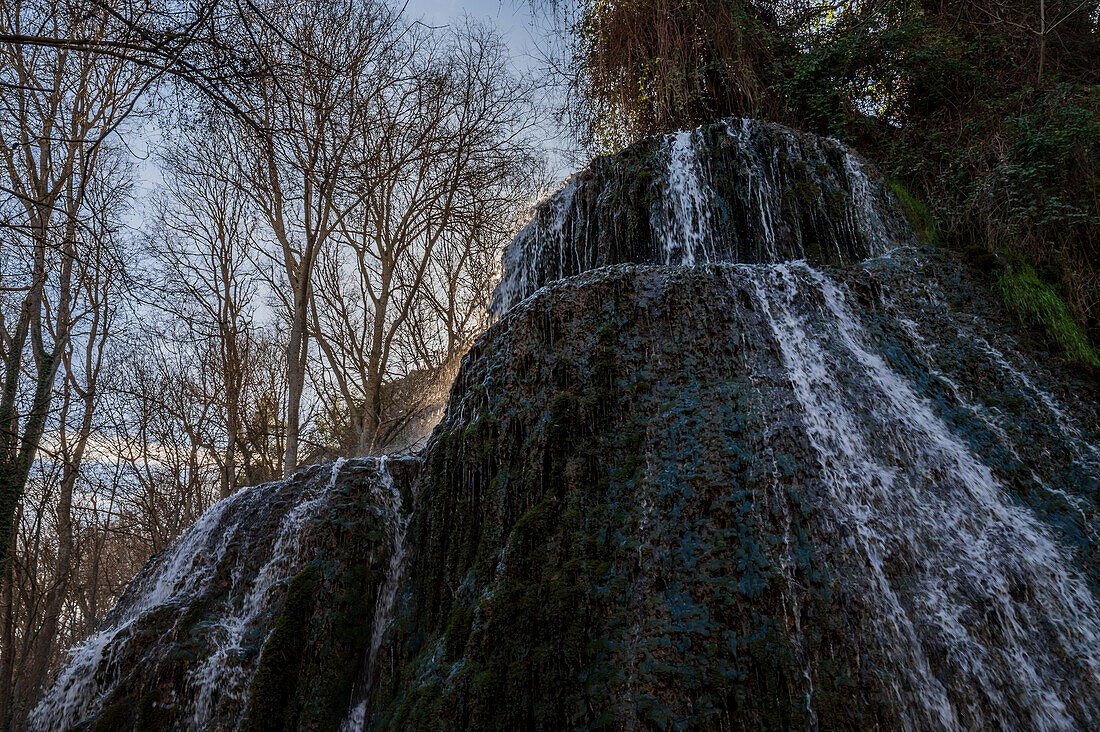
[801,8,1100,342]
[1000,86,1100,234]
[888,180,937,247]
[573,0,783,150]
[996,262,1100,368]
[569,0,1100,344]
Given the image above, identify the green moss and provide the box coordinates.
[295,566,380,729]
[93,702,131,732]
[136,691,166,731]
[794,178,821,204]
[244,564,319,731]
[996,262,1100,367]
[461,412,498,462]
[548,392,578,440]
[278,468,403,730]
[963,244,1003,273]
[888,180,938,246]
[594,324,618,389]
[443,603,474,661]
[803,238,823,262]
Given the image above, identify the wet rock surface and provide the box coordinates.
[492,118,914,315]
[30,457,421,731]
[364,251,1100,730]
[32,118,1100,731]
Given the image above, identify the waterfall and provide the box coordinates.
[737,261,1100,727]
[186,458,347,725]
[657,129,716,265]
[482,119,1100,726]
[491,117,914,315]
[27,458,401,731]
[494,176,583,317]
[31,118,1100,729]
[27,484,257,730]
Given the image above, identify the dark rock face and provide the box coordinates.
[492,118,914,314]
[31,120,1100,731]
[370,252,1100,730]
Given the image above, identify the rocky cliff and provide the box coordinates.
[32,120,1100,730]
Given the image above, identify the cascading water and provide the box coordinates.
[28,457,418,731]
[471,118,1100,728]
[31,118,1100,729]
[740,262,1100,727]
[186,458,347,725]
[491,117,912,315]
[28,482,257,730]
[457,251,1100,728]
[659,130,716,265]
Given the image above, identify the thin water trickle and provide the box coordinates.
[493,179,581,317]
[656,129,715,265]
[342,456,415,732]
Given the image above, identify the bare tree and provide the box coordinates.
[152,121,260,498]
[104,340,223,551]
[0,2,152,718]
[11,148,133,715]
[309,23,543,455]
[0,0,150,582]
[213,0,406,476]
[0,3,543,727]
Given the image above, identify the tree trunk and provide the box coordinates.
[0,350,59,571]
[357,265,391,457]
[0,515,17,729]
[223,401,239,499]
[20,460,75,712]
[283,302,309,478]
[359,373,385,456]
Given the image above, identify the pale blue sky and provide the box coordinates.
[403,0,578,179]
[127,0,574,227]
[405,0,546,72]
[406,0,531,38]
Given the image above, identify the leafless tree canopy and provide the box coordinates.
[0,0,544,724]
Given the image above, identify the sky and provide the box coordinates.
[405,0,539,51]
[404,0,580,180]
[123,0,577,237]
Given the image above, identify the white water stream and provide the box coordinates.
[29,461,347,730]
[741,262,1100,728]
[341,455,414,731]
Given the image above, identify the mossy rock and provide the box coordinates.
[372,252,1100,729]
